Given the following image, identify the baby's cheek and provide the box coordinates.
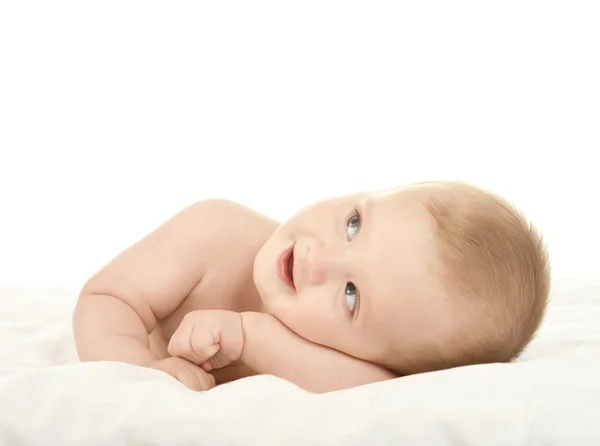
[282,297,337,345]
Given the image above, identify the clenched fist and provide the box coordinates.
[167,310,245,373]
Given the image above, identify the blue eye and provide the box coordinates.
[346,214,360,240]
[345,282,358,314]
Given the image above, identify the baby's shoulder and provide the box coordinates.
[177,198,278,256]
[191,198,277,234]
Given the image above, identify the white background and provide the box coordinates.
[1,2,598,289]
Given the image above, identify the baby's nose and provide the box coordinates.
[306,244,344,286]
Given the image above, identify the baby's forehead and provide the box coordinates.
[357,188,452,304]
[363,182,448,206]
[359,221,443,312]
[360,189,438,245]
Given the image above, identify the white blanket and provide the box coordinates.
[1,279,599,445]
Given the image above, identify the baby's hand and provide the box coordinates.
[144,357,216,391]
[167,310,244,373]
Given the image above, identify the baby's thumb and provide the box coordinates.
[192,342,220,364]
[200,349,229,372]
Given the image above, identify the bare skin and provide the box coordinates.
[74,185,452,393]
[73,199,398,393]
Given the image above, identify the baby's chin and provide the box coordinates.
[252,281,287,315]
[261,294,293,320]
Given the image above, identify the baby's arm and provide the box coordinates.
[73,199,253,366]
[171,310,396,393]
[239,312,397,392]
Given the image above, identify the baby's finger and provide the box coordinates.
[186,325,221,364]
[188,342,220,365]
[183,362,216,391]
[174,366,204,391]
[200,360,214,372]
[200,351,229,372]
[167,325,192,358]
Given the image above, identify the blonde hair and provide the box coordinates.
[391,181,551,374]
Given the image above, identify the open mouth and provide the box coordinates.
[277,244,296,290]
[287,250,295,287]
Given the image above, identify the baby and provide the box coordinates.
[72,180,551,393]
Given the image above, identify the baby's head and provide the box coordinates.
[253,181,550,375]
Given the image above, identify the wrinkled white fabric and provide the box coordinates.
[1,278,599,446]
